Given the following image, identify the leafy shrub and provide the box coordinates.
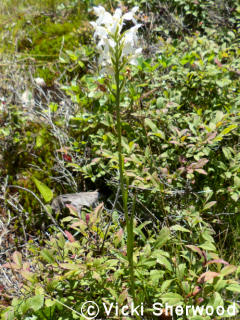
[2,206,240,319]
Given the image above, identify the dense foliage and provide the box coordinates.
[0,0,239,319]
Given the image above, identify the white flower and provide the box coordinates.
[122,6,139,24]
[90,6,142,74]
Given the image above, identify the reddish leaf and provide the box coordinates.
[94,202,104,215]
[86,214,90,225]
[169,140,179,145]
[65,230,75,243]
[114,228,124,245]
[192,286,201,296]
[177,167,186,174]
[65,204,78,216]
[91,158,101,164]
[187,286,201,298]
[195,169,207,175]
[214,58,223,68]
[63,154,72,162]
[197,271,220,283]
[206,131,217,142]
[205,259,229,266]
[189,158,208,169]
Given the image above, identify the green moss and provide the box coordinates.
[0,0,92,82]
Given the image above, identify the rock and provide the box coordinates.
[51,191,99,214]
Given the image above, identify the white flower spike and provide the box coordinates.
[90,5,142,74]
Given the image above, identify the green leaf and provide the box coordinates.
[214,124,237,141]
[209,292,223,308]
[152,131,165,140]
[155,227,171,248]
[222,147,232,160]
[160,279,173,293]
[170,225,190,233]
[231,192,239,202]
[203,201,217,211]
[2,309,15,320]
[176,263,186,281]
[32,177,53,203]
[145,118,158,132]
[28,295,44,311]
[45,298,56,307]
[40,249,55,263]
[157,255,172,271]
[150,270,164,285]
[214,279,227,291]
[220,265,237,276]
[199,242,216,252]
[216,78,232,87]
[234,176,240,188]
[160,292,183,305]
[226,283,240,293]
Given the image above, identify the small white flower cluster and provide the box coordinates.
[90,6,142,74]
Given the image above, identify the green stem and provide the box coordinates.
[114,38,135,301]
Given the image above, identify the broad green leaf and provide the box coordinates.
[157,255,172,271]
[160,292,183,305]
[150,270,164,285]
[215,111,225,123]
[199,242,216,252]
[209,292,223,308]
[226,283,240,293]
[152,131,166,140]
[45,299,56,307]
[40,249,55,263]
[234,176,240,188]
[201,230,214,243]
[32,177,53,203]
[145,118,158,132]
[176,263,186,281]
[2,309,15,320]
[214,124,237,141]
[160,279,173,293]
[170,225,190,233]
[220,265,237,276]
[216,78,232,87]
[220,124,238,136]
[231,192,239,202]
[214,279,227,291]
[28,295,44,311]
[222,147,232,160]
[155,227,171,248]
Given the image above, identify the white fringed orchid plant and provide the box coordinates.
[91,6,142,301]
